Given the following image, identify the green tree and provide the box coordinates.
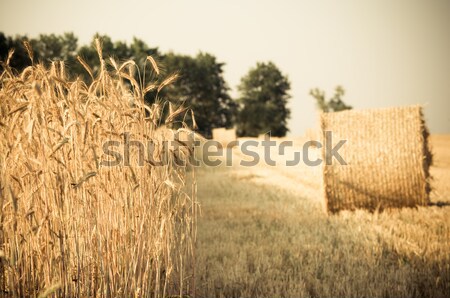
[310,85,352,113]
[73,34,161,83]
[236,62,291,137]
[0,32,32,71]
[1,32,79,74]
[161,52,236,138]
[0,32,236,136]
[31,32,78,63]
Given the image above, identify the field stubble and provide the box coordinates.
[193,135,450,297]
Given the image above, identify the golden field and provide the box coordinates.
[1,45,448,297]
[0,47,197,298]
[193,135,450,297]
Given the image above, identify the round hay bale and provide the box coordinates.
[320,105,432,213]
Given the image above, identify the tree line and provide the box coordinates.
[1,32,351,138]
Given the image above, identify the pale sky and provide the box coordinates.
[1,0,449,135]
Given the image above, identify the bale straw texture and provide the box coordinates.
[320,106,432,213]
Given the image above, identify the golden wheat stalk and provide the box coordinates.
[0,38,197,298]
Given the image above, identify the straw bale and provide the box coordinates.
[320,106,432,213]
[212,127,237,146]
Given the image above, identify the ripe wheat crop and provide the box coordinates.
[0,40,197,298]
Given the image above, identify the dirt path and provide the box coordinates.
[230,140,322,201]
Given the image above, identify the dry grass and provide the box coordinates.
[193,136,450,297]
[0,41,197,297]
[2,39,449,298]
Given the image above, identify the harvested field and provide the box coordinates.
[1,44,448,298]
[193,135,450,297]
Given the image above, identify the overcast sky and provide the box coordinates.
[1,0,449,135]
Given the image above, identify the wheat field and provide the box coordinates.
[0,42,197,298]
[1,41,449,298]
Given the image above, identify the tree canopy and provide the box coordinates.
[73,34,161,83]
[236,62,291,137]
[162,52,236,137]
[0,33,301,138]
[310,85,352,113]
[0,32,235,138]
